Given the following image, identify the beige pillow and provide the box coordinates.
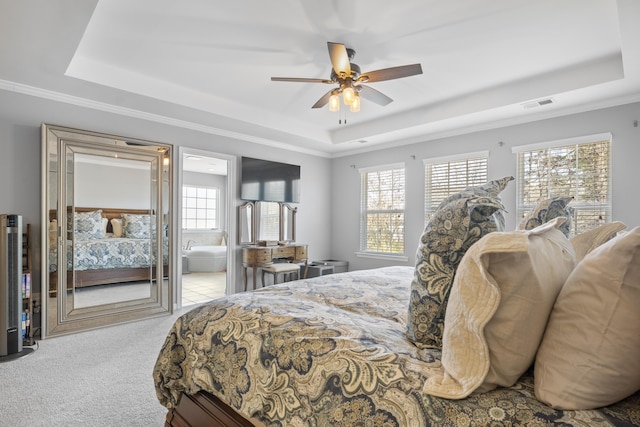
[111,218,123,238]
[49,219,58,247]
[534,226,640,410]
[569,221,626,262]
[423,217,575,399]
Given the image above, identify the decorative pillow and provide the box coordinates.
[437,176,514,232]
[569,221,626,262]
[49,219,58,248]
[74,210,104,240]
[534,226,640,410]
[406,177,513,349]
[111,218,123,238]
[423,218,575,399]
[122,214,155,239]
[518,196,574,237]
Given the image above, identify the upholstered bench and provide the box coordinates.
[261,263,300,286]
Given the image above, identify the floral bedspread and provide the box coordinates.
[153,266,640,426]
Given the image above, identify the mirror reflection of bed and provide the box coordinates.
[181,229,227,306]
[49,207,169,309]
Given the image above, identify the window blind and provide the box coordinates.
[424,154,488,223]
[360,165,405,255]
[515,137,611,236]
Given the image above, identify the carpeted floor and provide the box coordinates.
[0,306,197,427]
[0,272,227,427]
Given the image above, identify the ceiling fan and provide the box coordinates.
[271,42,423,112]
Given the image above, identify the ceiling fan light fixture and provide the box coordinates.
[350,92,360,112]
[329,92,340,112]
[343,86,355,105]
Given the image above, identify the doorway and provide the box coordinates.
[178,148,236,309]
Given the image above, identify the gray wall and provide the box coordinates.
[0,89,332,301]
[331,102,640,272]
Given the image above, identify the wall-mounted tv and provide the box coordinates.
[240,157,300,203]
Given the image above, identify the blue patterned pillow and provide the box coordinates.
[518,196,574,237]
[74,210,104,240]
[122,214,155,239]
[407,177,512,349]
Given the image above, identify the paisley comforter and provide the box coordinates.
[153,266,640,426]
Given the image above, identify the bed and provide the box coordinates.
[49,207,169,293]
[153,266,640,426]
[154,179,640,426]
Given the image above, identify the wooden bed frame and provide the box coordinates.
[49,207,167,293]
[165,391,255,427]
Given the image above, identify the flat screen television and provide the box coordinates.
[240,157,300,203]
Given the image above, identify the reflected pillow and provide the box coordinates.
[122,214,154,239]
[111,218,123,238]
[535,226,640,409]
[49,219,58,248]
[423,218,575,399]
[407,177,512,349]
[518,196,574,237]
[74,210,104,240]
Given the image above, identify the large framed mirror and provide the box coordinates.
[42,124,173,338]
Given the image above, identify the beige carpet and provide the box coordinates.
[0,306,196,427]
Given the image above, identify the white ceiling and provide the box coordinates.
[1,0,640,158]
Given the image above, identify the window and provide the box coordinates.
[424,151,489,223]
[513,133,611,236]
[182,185,218,229]
[257,201,280,241]
[359,163,405,256]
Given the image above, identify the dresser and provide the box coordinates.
[241,244,308,291]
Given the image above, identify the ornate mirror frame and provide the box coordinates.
[41,124,173,338]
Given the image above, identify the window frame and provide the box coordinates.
[357,162,407,260]
[512,132,612,237]
[182,184,219,230]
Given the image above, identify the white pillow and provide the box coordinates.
[423,217,575,399]
[535,226,640,409]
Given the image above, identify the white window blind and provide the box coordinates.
[424,152,488,223]
[257,201,280,241]
[182,185,218,229]
[359,164,405,255]
[514,134,611,236]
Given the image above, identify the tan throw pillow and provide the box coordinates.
[423,218,575,399]
[407,177,513,349]
[49,219,58,248]
[534,226,640,410]
[518,196,574,237]
[569,221,626,262]
[111,218,123,238]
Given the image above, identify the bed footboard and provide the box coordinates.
[165,392,255,427]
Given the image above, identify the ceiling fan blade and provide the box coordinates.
[271,77,334,83]
[357,85,393,106]
[327,42,351,78]
[312,90,334,109]
[358,63,423,83]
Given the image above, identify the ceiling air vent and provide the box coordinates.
[522,98,555,109]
